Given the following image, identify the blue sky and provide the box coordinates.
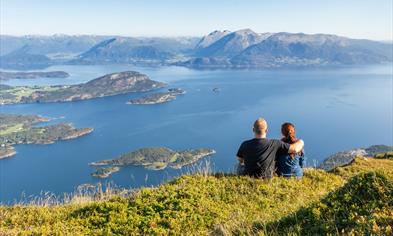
[1,0,392,40]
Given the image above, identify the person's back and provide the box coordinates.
[236,118,304,179]
[276,122,305,178]
[276,152,304,178]
[238,138,290,178]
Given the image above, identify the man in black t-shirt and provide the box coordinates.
[236,118,304,178]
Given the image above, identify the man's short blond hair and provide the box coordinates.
[253,118,268,135]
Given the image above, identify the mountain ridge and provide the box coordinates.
[1,30,392,69]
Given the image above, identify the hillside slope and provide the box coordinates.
[182,30,393,68]
[194,29,269,58]
[231,33,392,67]
[0,45,53,70]
[0,153,392,235]
[72,38,175,64]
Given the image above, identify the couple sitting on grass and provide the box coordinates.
[237,117,305,179]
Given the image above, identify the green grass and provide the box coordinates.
[0,123,24,136]
[266,171,393,235]
[1,154,392,235]
[169,153,179,163]
[0,85,62,104]
[331,152,393,179]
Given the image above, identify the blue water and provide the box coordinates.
[1,64,392,203]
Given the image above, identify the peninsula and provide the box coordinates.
[127,88,185,105]
[0,71,70,81]
[89,147,215,177]
[0,71,166,105]
[0,146,16,160]
[0,114,93,159]
[318,144,393,171]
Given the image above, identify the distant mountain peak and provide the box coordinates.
[194,28,266,57]
[195,30,232,49]
[208,30,231,35]
[233,28,256,35]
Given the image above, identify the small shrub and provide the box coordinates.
[267,171,393,235]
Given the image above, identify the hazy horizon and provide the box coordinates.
[1,30,393,42]
[1,0,392,41]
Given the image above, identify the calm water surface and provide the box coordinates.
[0,64,392,203]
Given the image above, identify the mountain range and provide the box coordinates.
[0,29,391,69]
[70,37,180,65]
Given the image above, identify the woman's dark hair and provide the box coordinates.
[281,122,297,144]
[281,122,298,158]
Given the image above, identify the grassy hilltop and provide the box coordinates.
[1,153,392,235]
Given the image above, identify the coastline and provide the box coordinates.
[0,114,94,160]
[0,146,17,159]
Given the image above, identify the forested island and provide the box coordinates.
[127,88,185,105]
[0,114,93,159]
[0,71,70,81]
[0,71,165,105]
[89,147,215,177]
[91,167,121,178]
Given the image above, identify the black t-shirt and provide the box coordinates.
[236,138,290,178]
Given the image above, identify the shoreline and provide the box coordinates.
[0,146,17,159]
[0,114,94,160]
[127,88,185,105]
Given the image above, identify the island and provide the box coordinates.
[127,88,185,105]
[0,71,166,105]
[0,71,70,81]
[318,144,393,171]
[0,114,93,159]
[89,147,216,177]
[91,167,121,178]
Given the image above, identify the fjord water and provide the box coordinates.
[0,65,392,203]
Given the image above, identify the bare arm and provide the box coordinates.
[288,139,304,154]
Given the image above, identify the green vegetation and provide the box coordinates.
[266,171,393,235]
[0,85,63,105]
[91,167,121,178]
[375,152,393,160]
[365,145,393,156]
[318,144,393,171]
[0,114,93,159]
[89,147,216,175]
[1,153,392,235]
[0,123,24,136]
[127,88,185,105]
[331,152,393,179]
